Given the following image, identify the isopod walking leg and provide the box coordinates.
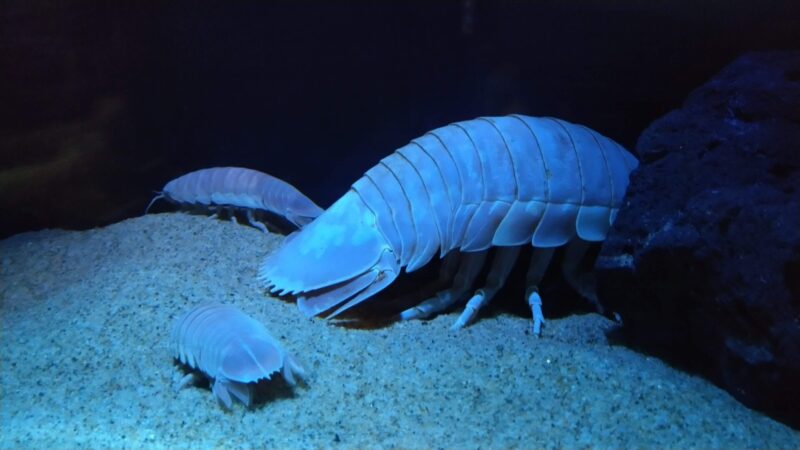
[416,250,462,296]
[399,250,488,321]
[526,247,555,336]
[451,246,521,330]
[226,206,238,224]
[389,250,460,313]
[174,373,198,392]
[246,209,269,233]
[561,238,603,314]
[438,250,462,285]
[282,354,308,386]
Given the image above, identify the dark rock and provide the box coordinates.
[597,51,800,428]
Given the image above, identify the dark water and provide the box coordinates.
[2,1,799,237]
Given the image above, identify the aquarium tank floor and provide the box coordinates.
[1,213,797,449]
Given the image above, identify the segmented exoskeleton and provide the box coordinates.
[259,115,638,333]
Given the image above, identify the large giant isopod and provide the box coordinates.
[259,115,638,333]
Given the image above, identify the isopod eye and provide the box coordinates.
[220,335,283,383]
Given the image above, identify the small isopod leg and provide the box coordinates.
[282,354,308,386]
[451,246,521,330]
[525,247,555,335]
[246,209,269,233]
[226,207,238,224]
[174,373,197,392]
[399,250,488,321]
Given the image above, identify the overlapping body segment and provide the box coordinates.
[260,114,638,331]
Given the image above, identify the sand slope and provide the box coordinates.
[1,213,797,449]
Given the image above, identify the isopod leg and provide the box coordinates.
[409,250,461,297]
[173,373,197,392]
[451,246,521,330]
[225,381,252,407]
[561,238,603,314]
[246,209,269,233]
[438,250,461,284]
[525,247,555,335]
[212,380,234,409]
[398,250,488,321]
[282,354,308,386]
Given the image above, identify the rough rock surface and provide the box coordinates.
[597,51,800,428]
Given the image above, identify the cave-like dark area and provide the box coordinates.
[2,1,799,238]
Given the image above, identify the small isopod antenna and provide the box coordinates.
[144,191,165,214]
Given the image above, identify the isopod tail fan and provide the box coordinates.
[258,189,400,318]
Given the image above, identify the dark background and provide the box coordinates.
[1,0,799,238]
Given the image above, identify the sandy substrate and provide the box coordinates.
[1,213,798,449]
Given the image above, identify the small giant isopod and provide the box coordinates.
[147,167,323,231]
